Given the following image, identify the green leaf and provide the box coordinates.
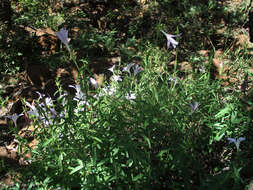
[157,149,169,157]
[214,127,227,141]
[127,159,133,167]
[90,136,103,143]
[112,148,119,156]
[213,123,226,129]
[231,112,241,124]
[142,135,151,149]
[215,104,233,119]
[70,159,84,175]
[42,138,54,147]
[132,173,143,181]
[151,86,159,103]
[58,152,64,172]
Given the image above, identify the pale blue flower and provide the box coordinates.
[58,92,69,106]
[69,84,89,106]
[189,101,198,114]
[112,75,122,82]
[36,91,46,100]
[103,86,116,96]
[26,102,40,117]
[44,97,54,107]
[133,64,143,76]
[161,30,180,49]
[26,102,48,125]
[228,137,245,151]
[199,66,206,74]
[90,77,98,88]
[123,63,143,76]
[56,28,70,51]
[108,65,115,73]
[168,77,177,83]
[123,63,135,74]
[5,113,23,126]
[125,93,136,100]
[69,85,86,100]
[26,98,64,126]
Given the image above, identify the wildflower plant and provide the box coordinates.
[25,95,63,127]
[161,30,181,49]
[5,1,252,189]
[56,28,80,70]
[12,42,251,189]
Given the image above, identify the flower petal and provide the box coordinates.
[133,65,143,76]
[161,30,180,49]
[90,77,98,88]
[56,28,68,45]
[5,114,23,126]
[112,75,122,82]
[238,137,246,142]
[56,28,70,51]
[108,65,115,73]
[189,101,198,113]
[227,138,236,143]
[123,63,135,74]
[125,93,136,100]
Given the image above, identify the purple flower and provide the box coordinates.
[161,30,180,49]
[56,28,70,51]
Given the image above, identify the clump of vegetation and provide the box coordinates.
[0,0,252,189]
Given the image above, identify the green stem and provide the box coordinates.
[68,48,79,71]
